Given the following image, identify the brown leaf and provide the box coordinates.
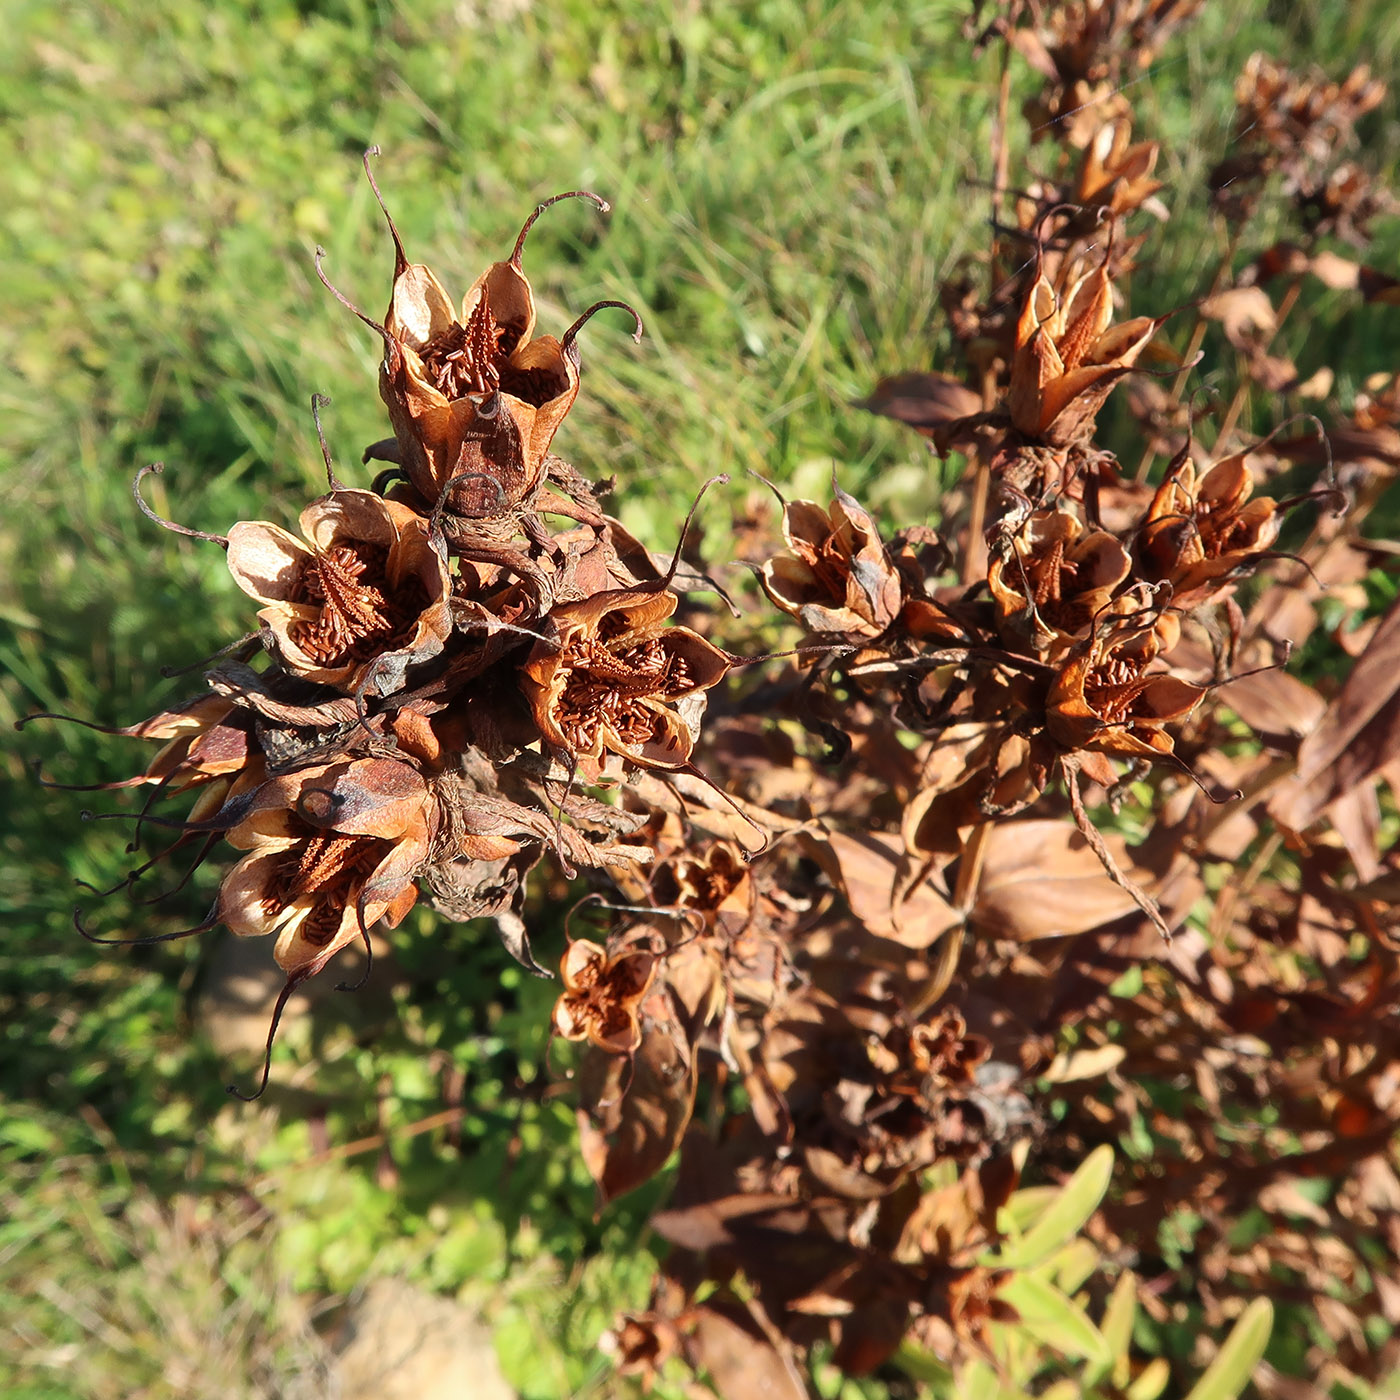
[683,1303,809,1400]
[576,1004,697,1204]
[1214,665,1326,744]
[1201,286,1277,348]
[970,819,1152,939]
[854,371,982,434]
[1269,593,1400,832]
[814,830,961,949]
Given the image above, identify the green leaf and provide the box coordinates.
[961,1358,1002,1400]
[997,1273,1113,1369]
[987,1145,1115,1270]
[1182,1299,1274,1400]
[1050,1237,1102,1294]
[891,1341,955,1388]
[1083,1269,1137,1388]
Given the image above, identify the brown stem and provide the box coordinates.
[1064,760,1171,941]
[249,1107,466,1188]
[988,43,1013,305]
[1208,829,1282,943]
[953,820,993,914]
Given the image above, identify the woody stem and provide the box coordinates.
[952,819,992,914]
[988,42,1013,305]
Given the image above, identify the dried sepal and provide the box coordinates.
[1008,255,1164,446]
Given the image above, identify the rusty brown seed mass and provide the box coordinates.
[264,832,390,946]
[1083,657,1151,722]
[420,291,500,400]
[288,543,427,667]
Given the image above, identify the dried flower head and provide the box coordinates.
[356,164,612,516]
[521,586,731,778]
[987,507,1131,650]
[1136,446,1281,606]
[221,757,434,978]
[226,489,451,693]
[1047,611,1204,763]
[552,937,658,1055]
[760,487,903,639]
[1008,254,1163,447]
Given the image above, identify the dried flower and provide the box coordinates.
[1047,613,1204,763]
[220,757,434,978]
[552,938,657,1055]
[987,507,1131,650]
[760,487,902,639]
[363,172,610,515]
[521,586,731,778]
[1136,447,1281,606]
[1008,255,1162,447]
[226,489,451,693]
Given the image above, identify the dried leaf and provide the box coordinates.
[683,1303,808,1400]
[971,821,1152,940]
[576,1005,696,1204]
[1269,594,1400,831]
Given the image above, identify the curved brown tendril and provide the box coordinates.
[362,145,408,275]
[369,468,408,499]
[561,299,645,355]
[1032,199,1105,254]
[82,783,256,845]
[312,393,348,492]
[429,467,505,539]
[1091,579,1168,635]
[1250,549,1328,589]
[130,833,222,907]
[31,759,147,794]
[314,246,389,339]
[746,468,789,512]
[160,631,261,679]
[133,465,229,548]
[675,760,770,862]
[74,904,218,947]
[657,474,729,589]
[563,891,611,943]
[75,838,185,898]
[1205,641,1293,695]
[335,888,376,992]
[16,710,132,735]
[1154,747,1243,805]
[227,967,313,1102]
[511,190,610,270]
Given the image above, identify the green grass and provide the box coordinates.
[3,0,1399,1395]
